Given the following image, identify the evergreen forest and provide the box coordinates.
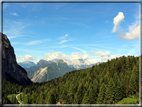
[2,55,140,105]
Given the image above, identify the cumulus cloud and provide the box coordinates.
[94,51,110,57]
[17,54,37,62]
[112,12,125,32]
[90,50,122,63]
[10,12,19,16]
[118,22,140,40]
[109,54,122,59]
[44,51,69,61]
[70,52,91,60]
[43,51,91,61]
[97,53,122,62]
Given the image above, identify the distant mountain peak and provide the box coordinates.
[55,59,64,63]
[18,61,36,68]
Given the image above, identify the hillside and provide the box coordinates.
[21,55,139,104]
[2,78,24,104]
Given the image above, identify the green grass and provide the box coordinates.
[116,97,139,104]
[7,92,22,104]
[7,94,17,103]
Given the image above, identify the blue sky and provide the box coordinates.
[3,2,140,64]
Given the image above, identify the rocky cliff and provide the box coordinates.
[1,33,33,86]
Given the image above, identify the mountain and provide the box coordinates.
[63,59,92,69]
[18,61,36,68]
[25,59,53,73]
[26,59,75,83]
[1,33,33,86]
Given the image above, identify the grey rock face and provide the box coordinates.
[1,33,32,86]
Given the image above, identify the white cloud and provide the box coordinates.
[10,12,19,16]
[71,46,87,54]
[90,50,122,63]
[7,36,17,39]
[93,51,110,57]
[106,51,110,56]
[27,39,49,45]
[96,53,122,63]
[3,20,30,39]
[118,22,140,40]
[44,51,69,61]
[109,54,122,59]
[65,34,68,37]
[70,52,91,60]
[43,51,91,61]
[58,34,69,44]
[59,34,68,40]
[17,54,37,62]
[58,40,68,44]
[112,12,125,32]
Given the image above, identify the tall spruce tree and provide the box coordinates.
[105,78,116,104]
[97,83,106,104]
[129,65,139,95]
[81,90,90,104]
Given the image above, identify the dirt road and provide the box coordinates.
[16,92,22,104]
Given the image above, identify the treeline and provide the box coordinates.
[2,78,24,104]
[22,55,139,104]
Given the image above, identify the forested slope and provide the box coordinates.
[21,55,139,104]
[2,78,24,104]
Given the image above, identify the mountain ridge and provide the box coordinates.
[18,61,36,68]
[26,59,75,83]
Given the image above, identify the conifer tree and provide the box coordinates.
[88,84,97,104]
[74,83,84,104]
[97,83,106,104]
[129,65,139,95]
[114,78,123,102]
[68,84,75,104]
[81,90,90,104]
[105,78,116,104]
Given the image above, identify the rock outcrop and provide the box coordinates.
[1,33,33,86]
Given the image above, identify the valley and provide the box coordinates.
[3,55,141,105]
[1,33,141,105]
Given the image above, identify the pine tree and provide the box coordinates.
[48,92,56,104]
[88,84,97,104]
[105,78,116,104]
[114,78,123,102]
[81,90,90,104]
[68,83,75,104]
[129,65,139,95]
[97,83,106,104]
